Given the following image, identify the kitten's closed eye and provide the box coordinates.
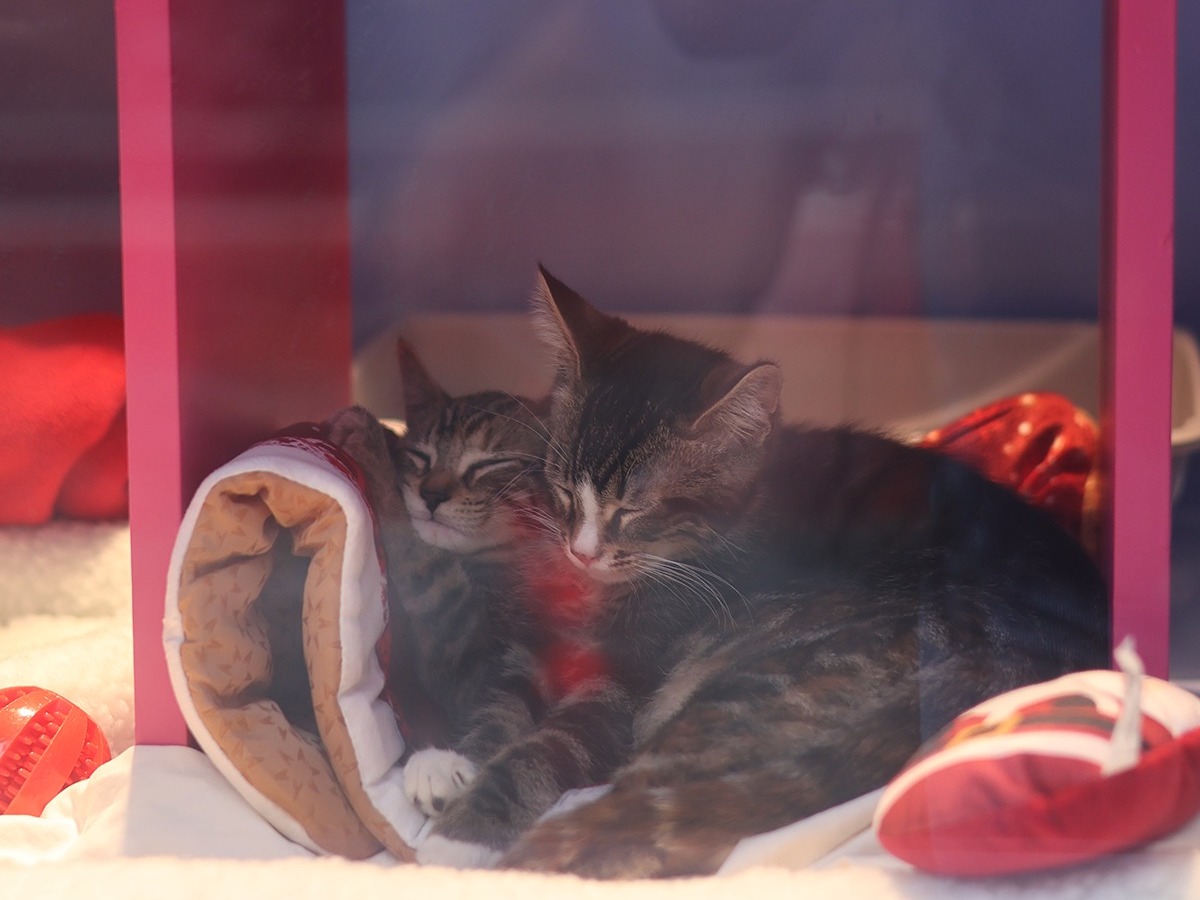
[609,507,644,531]
[461,456,525,487]
[404,447,432,474]
[550,483,575,515]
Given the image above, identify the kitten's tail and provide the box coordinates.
[500,751,873,880]
[500,782,741,879]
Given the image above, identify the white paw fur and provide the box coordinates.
[404,748,478,817]
[416,834,501,869]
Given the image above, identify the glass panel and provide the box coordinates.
[1172,0,1200,687]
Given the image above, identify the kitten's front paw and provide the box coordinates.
[404,748,478,817]
[416,834,501,870]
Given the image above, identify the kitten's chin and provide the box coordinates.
[583,569,629,586]
[412,517,491,553]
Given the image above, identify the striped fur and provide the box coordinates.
[328,345,632,847]
[419,267,1110,878]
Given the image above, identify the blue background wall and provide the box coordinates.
[348,0,1197,342]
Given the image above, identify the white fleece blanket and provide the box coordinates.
[5,521,1200,898]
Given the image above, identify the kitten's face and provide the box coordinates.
[532,267,781,586]
[542,403,738,584]
[397,342,546,553]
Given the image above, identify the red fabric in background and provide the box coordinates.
[0,314,128,523]
[919,392,1100,551]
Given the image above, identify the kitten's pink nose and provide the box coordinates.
[566,545,600,569]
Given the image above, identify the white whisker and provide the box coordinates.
[697,523,747,559]
[636,554,747,628]
[497,394,552,438]
[516,504,565,541]
[492,464,541,500]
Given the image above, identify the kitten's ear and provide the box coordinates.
[691,362,782,447]
[396,338,449,428]
[531,264,629,378]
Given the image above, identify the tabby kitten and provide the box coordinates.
[417,267,1110,878]
[327,341,565,818]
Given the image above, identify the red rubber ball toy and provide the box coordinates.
[0,686,112,816]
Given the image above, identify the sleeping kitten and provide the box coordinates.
[328,341,567,817]
[417,266,1110,878]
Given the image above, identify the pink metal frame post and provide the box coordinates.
[1102,0,1177,677]
[114,0,185,746]
[115,0,352,744]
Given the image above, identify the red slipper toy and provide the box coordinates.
[0,686,112,816]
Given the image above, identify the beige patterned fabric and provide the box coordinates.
[171,450,418,861]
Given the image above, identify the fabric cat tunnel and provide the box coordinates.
[162,424,424,860]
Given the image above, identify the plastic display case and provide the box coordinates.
[105,0,1177,745]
